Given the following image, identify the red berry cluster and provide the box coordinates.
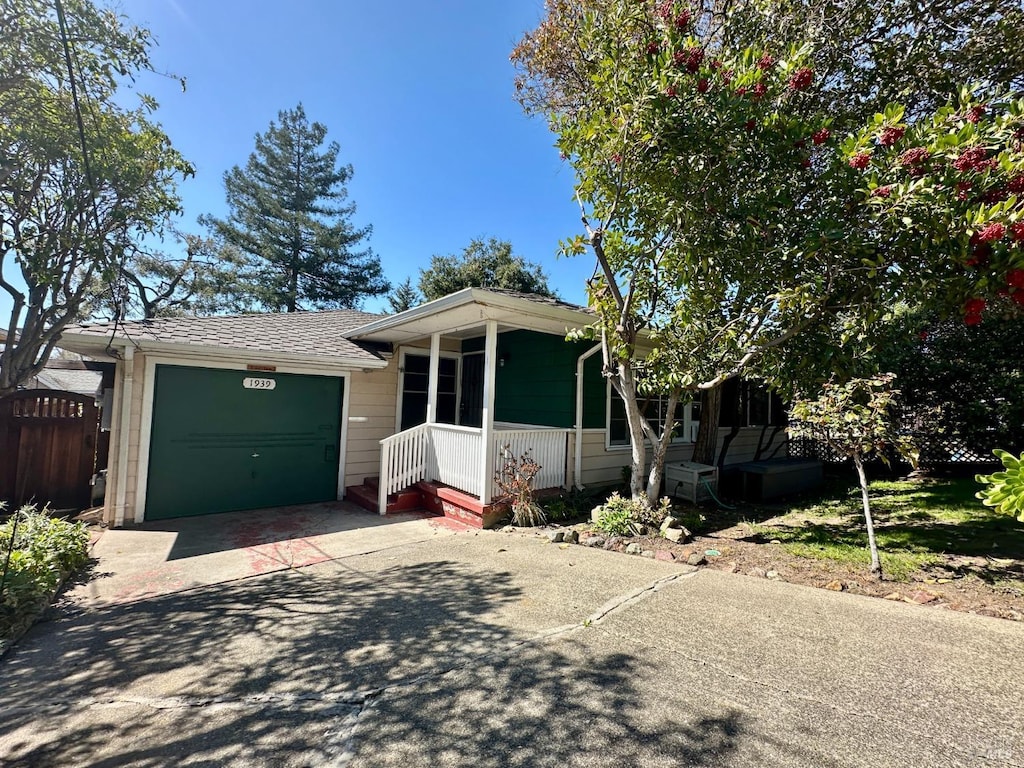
[963,297,986,325]
[812,128,831,145]
[976,222,1006,243]
[1008,174,1024,194]
[952,146,991,173]
[965,105,986,124]
[751,82,767,100]
[879,126,905,146]
[647,40,662,56]
[787,67,813,91]
[757,54,776,70]
[871,186,892,198]
[848,152,872,169]
[898,147,930,167]
[673,46,703,73]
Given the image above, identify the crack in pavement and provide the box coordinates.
[2,567,693,767]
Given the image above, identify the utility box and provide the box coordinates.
[664,461,718,503]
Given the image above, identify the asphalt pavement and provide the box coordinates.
[1,503,1021,767]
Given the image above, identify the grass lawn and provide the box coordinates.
[741,476,1024,586]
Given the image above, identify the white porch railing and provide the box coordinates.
[377,423,570,513]
[428,424,484,498]
[492,428,569,493]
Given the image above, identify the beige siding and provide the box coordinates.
[344,357,400,487]
[578,425,788,489]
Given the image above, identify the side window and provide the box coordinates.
[607,385,692,446]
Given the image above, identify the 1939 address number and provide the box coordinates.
[242,377,276,390]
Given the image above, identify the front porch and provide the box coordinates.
[343,292,595,527]
[347,421,572,526]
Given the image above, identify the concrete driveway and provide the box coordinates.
[1,503,1022,767]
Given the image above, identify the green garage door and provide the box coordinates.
[145,365,343,520]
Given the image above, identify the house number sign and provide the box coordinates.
[243,377,276,391]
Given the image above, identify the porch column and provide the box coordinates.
[426,331,441,424]
[479,320,498,503]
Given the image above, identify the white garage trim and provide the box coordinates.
[134,354,351,524]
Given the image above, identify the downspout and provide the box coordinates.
[574,344,602,490]
[113,346,134,527]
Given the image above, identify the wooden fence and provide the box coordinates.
[0,390,99,511]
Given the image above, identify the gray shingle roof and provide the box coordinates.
[28,369,103,396]
[62,309,387,364]
[477,288,592,314]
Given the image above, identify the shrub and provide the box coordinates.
[1,505,90,644]
[494,446,545,527]
[976,449,1024,521]
[593,492,671,535]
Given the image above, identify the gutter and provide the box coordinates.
[574,343,602,489]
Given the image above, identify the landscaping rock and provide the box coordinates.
[720,562,738,573]
[687,553,707,566]
[663,527,690,544]
[590,505,604,523]
[655,550,676,563]
[769,539,783,545]
[766,570,781,580]
[883,592,903,601]
[563,530,580,545]
[629,523,649,536]
[500,525,515,533]
[824,579,846,592]
[581,536,605,548]
[626,542,643,555]
[641,550,656,559]
[546,530,565,543]
[908,590,938,605]
[604,537,623,551]
[747,567,767,578]
[660,515,680,532]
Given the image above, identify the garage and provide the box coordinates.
[145,365,344,520]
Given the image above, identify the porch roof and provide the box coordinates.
[345,288,594,344]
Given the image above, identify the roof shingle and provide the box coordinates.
[62,309,386,363]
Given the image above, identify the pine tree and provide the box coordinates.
[387,278,421,313]
[200,104,388,312]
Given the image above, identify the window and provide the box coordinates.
[608,385,699,447]
[399,352,459,430]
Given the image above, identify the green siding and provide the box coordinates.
[581,353,606,429]
[146,365,342,520]
[463,330,603,428]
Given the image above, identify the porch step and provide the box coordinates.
[345,479,425,516]
[415,481,509,529]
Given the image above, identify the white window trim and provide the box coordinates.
[604,380,698,452]
[394,346,462,432]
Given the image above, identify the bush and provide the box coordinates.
[976,449,1024,521]
[593,492,671,535]
[1,505,90,644]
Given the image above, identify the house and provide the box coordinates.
[56,288,785,528]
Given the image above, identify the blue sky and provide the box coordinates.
[2,0,592,323]
[126,0,588,313]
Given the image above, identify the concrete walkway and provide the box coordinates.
[1,505,1022,767]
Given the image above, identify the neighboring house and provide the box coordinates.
[22,362,104,397]
[57,288,784,528]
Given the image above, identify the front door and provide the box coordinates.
[459,353,484,427]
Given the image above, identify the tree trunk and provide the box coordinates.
[853,453,883,579]
[692,383,721,465]
[645,391,680,507]
[615,365,649,502]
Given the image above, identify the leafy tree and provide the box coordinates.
[512,0,1024,504]
[791,375,917,578]
[418,238,555,301]
[0,0,192,396]
[201,104,388,312]
[118,233,250,319]
[387,277,421,313]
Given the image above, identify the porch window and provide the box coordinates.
[399,353,458,430]
[607,385,697,447]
